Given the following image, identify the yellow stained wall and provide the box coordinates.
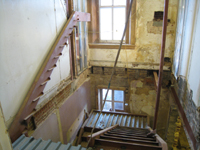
[90,0,178,70]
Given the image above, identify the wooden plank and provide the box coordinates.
[76,118,89,145]
[153,72,158,90]
[87,124,119,138]
[93,110,148,117]
[107,132,149,138]
[103,133,156,141]
[109,131,147,136]
[111,129,147,134]
[99,135,159,146]
[95,139,162,150]
[89,44,135,49]
[87,124,119,146]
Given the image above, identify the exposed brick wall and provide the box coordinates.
[93,66,103,74]
[33,84,71,126]
[173,76,200,143]
[29,69,90,129]
[104,67,113,75]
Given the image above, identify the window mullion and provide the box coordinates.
[112,90,114,111]
[100,89,102,110]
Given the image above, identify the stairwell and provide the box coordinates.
[77,110,167,150]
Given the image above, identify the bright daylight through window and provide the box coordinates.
[99,0,126,41]
[99,89,124,111]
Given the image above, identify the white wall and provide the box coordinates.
[187,0,200,106]
[173,0,200,106]
[90,0,178,70]
[0,0,71,127]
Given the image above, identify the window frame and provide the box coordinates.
[99,0,126,42]
[87,0,136,49]
[98,88,125,112]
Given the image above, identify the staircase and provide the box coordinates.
[77,110,167,150]
[12,134,86,150]
[92,126,163,150]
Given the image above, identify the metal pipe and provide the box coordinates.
[153,0,169,130]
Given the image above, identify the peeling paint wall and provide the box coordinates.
[129,79,170,138]
[0,0,70,127]
[89,0,178,70]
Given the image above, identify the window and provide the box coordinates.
[87,0,136,48]
[74,0,88,75]
[98,89,125,111]
[99,0,126,41]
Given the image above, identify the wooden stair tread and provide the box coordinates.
[103,133,156,141]
[100,135,159,146]
[107,131,149,137]
[110,130,148,135]
[95,139,162,150]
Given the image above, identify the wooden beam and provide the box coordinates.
[153,72,158,90]
[153,0,169,130]
[9,11,90,142]
[89,43,135,49]
[93,110,148,117]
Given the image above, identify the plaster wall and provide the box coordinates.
[0,103,12,150]
[187,1,200,106]
[0,0,71,127]
[90,0,178,70]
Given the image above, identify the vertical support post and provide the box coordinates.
[153,0,169,130]
[68,0,75,79]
